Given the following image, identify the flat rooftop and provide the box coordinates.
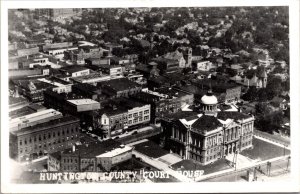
[71,72,110,81]
[9,109,62,130]
[56,139,131,158]
[11,115,79,136]
[99,78,141,92]
[67,99,100,106]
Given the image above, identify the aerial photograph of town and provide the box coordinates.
[6,6,292,185]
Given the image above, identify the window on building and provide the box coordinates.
[58,131,60,136]
[129,120,132,124]
[139,117,142,121]
[19,140,22,146]
[144,116,149,120]
[144,110,149,114]
[24,139,27,145]
[139,111,142,116]
[133,113,138,117]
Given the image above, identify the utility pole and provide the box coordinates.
[286,156,291,171]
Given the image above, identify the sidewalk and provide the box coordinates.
[133,150,194,182]
[196,154,290,181]
[254,135,290,150]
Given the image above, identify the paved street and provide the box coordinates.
[133,150,195,182]
[204,157,290,182]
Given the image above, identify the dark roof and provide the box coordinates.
[217,111,252,121]
[155,87,190,98]
[98,78,141,92]
[61,65,89,74]
[57,139,123,158]
[18,80,54,91]
[72,83,102,95]
[192,115,222,132]
[163,111,198,121]
[103,97,147,110]
[28,103,46,111]
[98,106,128,117]
[9,106,35,119]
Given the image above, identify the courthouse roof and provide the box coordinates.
[192,115,222,133]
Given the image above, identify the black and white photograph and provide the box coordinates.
[1,0,300,193]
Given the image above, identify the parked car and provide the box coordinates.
[132,131,138,135]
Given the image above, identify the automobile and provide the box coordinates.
[132,131,138,135]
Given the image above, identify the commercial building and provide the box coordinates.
[16,47,39,57]
[66,99,101,112]
[161,90,254,165]
[64,46,106,64]
[13,79,55,102]
[10,115,80,162]
[48,139,133,172]
[71,83,105,102]
[98,78,143,98]
[37,77,73,94]
[98,98,151,137]
[132,88,193,124]
[70,73,111,85]
[96,64,124,78]
[189,79,242,104]
[43,89,101,115]
[59,65,91,81]
[9,67,50,79]
[152,57,180,74]
[9,108,63,131]
[42,42,74,53]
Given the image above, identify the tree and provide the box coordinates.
[266,76,283,98]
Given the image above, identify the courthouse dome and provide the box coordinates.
[201,90,218,105]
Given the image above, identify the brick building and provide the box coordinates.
[10,115,80,162]
[132,88,193,124]
[99,98,151,137]
[48,139,133,172]
[98,78,143,99]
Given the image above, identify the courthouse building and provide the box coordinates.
[162,90,254,165]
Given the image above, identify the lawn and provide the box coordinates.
[241,137,290,161]
[171,158,231,175]
[134,141,169,158]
